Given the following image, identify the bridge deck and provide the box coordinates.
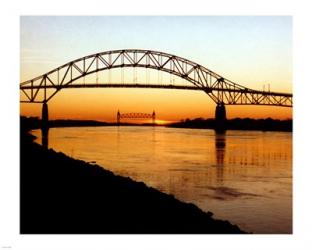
[20,83,293,97]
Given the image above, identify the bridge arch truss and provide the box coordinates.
[20,49,292,107]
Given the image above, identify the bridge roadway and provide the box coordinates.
[20,82,292,98]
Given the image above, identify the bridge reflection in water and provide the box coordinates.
[215,131,226,167]
[215,131,226,186]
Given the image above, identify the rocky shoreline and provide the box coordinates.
[20,130,245,234]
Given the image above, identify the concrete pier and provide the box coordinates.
[215,103,227,131]
[152,110,156,125]
[117,110,120,125]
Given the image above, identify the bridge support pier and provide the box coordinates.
[41,102,49,148]
[117,110,120,125]
[215,103,227,131]
[152,110,156,126]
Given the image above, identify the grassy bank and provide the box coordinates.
[20,130,245,234]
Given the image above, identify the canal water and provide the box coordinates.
[33,126,292,233]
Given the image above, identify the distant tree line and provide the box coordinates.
[170,117,292,132]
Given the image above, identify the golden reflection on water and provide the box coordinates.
[33,126,292,233]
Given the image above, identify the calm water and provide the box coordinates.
[33,126,292,233]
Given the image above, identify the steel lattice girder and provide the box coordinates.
[20,49,292,107]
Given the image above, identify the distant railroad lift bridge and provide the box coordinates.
[20,49,293,129]
[117,110,156,125]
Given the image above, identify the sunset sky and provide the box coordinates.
[20,16,292,122]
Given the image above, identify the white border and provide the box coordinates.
[1,0,312,249]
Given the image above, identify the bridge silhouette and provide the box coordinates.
[117,110,156,125]
[20,49,292,129]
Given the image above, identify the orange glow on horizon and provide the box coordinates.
[154,119,175,125]
[20,88,293,121]
[20,94,293,122]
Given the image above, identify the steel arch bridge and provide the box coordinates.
[20,49,292,107]
[20,49,292,127]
